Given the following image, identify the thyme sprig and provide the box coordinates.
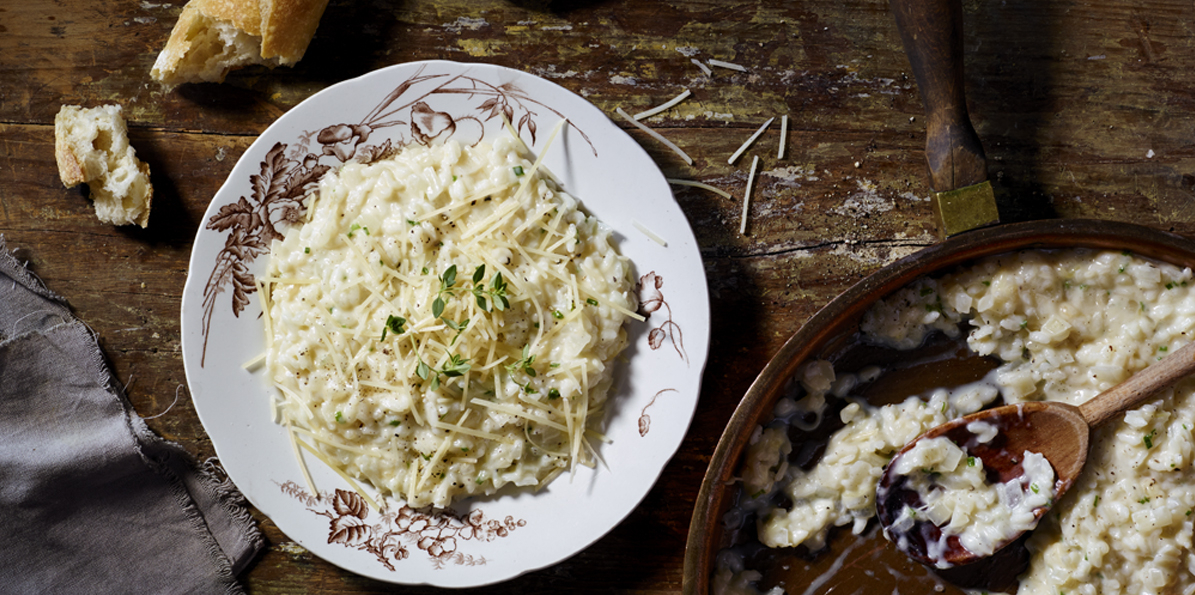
[506,344,536,377]
[416,351,472,391]
[380,314,406,341]
[388,263,513,388]
[444,316,470,346]
[470,264,510,312]
[432,265,459,318]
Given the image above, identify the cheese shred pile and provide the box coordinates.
[261,136,637,508]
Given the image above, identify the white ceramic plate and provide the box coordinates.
[181,60,710,587]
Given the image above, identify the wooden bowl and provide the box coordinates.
[682,218,1195,594]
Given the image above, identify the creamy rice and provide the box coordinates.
[263,138,636,508]
[756,373,1000,551]
[882,437,1055,566]
[721,248,1195,595]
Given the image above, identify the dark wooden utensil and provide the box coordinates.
[891,0,998,237]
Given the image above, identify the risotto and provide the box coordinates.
[719,248,1195,595]
[880,435,1056,566]
[261,137,637,509]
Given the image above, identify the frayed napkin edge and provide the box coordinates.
[1,237,265,592]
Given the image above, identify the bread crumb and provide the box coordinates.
[55,104,153,228]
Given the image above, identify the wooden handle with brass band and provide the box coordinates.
[890,0,999,236]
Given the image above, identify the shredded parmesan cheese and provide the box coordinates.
[296,437,379,511]
[634,89,692,120]
[667,178,733,199]
[778,114,788,160]
[691,58,713,76]
[242,351,266,371]
[729,117,774,165]
[708,59,747,72]
[264,138,637,509]
[288,426,317,495]
[632,219,668,247]
[741,155,760,235]
[614,107,693,165]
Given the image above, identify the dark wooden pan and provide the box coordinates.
[682,0,1195,592]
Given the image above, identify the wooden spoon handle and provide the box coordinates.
[1079,340,1195,427]
[889,0,987,192]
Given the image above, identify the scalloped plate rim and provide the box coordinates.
[180,60,711,587]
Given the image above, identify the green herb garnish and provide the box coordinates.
[381,315,407,340]
[442,353,471,377]
[506,344,536,377]
[432,265,458,318]
[413,346,469,390]
[470,265,510,312]
[444,317,470,345]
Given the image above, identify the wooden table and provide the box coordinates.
[2,0,1193,592]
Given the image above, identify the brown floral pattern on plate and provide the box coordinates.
[638,388,679,437]
[635,271,686,437]
[638,271,687,364]
[279,481,527,570]
[182,61,709,587]
[198,64,595,365]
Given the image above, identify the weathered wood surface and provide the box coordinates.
[2,0,1194,592]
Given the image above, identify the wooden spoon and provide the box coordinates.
[875,339,1195,568]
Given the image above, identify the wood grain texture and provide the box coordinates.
[3,0,1195,592]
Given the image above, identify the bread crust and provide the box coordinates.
[151,0,328,86]
[260,0,330,63]
[193,0,262,35]
[54,135,87,188]
[131,160,154,228]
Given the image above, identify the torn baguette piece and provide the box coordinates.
[55,105,153,228]
[151,0,330,87]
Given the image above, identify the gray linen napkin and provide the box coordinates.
[0,237,263,594]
